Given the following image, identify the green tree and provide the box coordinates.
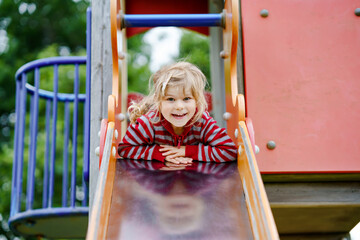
[0,44,88,240]
[0,1,89,239]
[0,0,89,148]
[127,33,152,94]
[175,29,210,89]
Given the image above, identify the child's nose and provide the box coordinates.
[175,100,184,109]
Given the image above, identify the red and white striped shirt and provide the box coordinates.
[118,111,237,162]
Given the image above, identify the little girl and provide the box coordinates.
[118,62,237,164]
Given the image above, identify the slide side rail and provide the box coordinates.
[237,121,279,239]
[86,122,116,240]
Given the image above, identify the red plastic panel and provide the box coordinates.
[242,0,360,173]
[124,0,209,37]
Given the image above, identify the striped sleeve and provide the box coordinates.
[118,115,165,162]
[185,116,237,162]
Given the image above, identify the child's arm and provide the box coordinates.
[185,117,237,162]
[118,116,165,162]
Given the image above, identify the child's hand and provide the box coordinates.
[165,156,193,164]
[165,161,192,167]
[159,145,192,164]
[160,145,186,158]
[160,160,192,171]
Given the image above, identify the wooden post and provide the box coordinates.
[209,0,226,127]
[89,0,113,213]
[237,1,244,95]
[120,0,128,139]
[208,0,244,127]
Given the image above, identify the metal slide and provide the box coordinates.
[86,120,279,240]
[106,160,253,239]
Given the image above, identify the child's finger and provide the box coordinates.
[160,145,174,149]
[160,148,177,154]
[159,146,174,152]
[162,150,180,156]
[165,162,179,167]
[162,151,173,156]
[165,156,180,164]
[176,157,193,164]
[166,159,180,164]
[183,158,193,163]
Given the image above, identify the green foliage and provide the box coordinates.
[175,29,211,89]
[0,44,88,240]
[0,0,89,238]
[0,0,89,148]
[127,33,152,94]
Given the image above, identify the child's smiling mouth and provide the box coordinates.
[172,113,187,118]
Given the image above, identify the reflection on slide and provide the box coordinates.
[106,160,253,240]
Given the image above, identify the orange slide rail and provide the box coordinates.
[236,95,279,240]
[86,122,116,240]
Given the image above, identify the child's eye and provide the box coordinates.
[184,97,192,101]
[166,98,175,101]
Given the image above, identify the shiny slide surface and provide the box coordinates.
[106,160,253,239]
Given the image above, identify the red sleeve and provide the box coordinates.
[118,115,164,162]
[188,114,237,162]
[185,145,198,159]
[152,145,166,162]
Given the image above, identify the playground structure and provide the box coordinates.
[8,9,92,238]
[9,0,360,239]
[8,56,90,238]
[86,0,280,239]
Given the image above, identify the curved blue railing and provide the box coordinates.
[15,57,87,103]
[9,56,90,238]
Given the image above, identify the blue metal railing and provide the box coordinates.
[9,56,90,237]
[83,7,91,186]
[9,7,91,239]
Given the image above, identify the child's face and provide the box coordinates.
[160,85,196,135]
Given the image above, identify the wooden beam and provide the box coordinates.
[266,182,360,203]
[262,173,360,182]
[208,0,226,127]
[280,233,351,240]
[265,182,360,235]
[90,0,113,212]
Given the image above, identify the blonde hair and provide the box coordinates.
[128,61,208,125]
